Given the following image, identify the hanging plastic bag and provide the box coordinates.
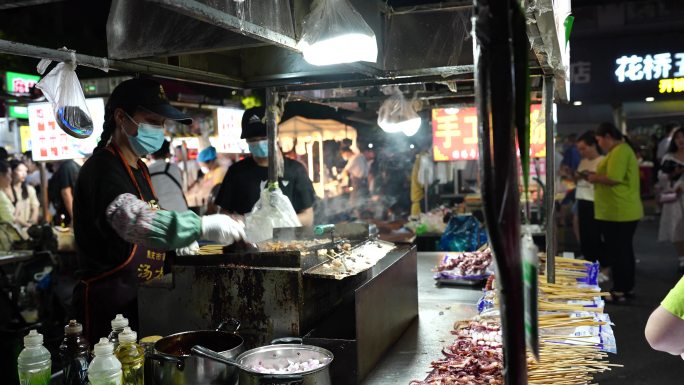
[439,215,488,252]
[297,0,378,66]
[377,88,421,136]
[36,60,93,138]
[244,187,302,243]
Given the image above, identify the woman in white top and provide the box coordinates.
[7,160,40,228]
[657,127,684,271]
[575,131,605,264]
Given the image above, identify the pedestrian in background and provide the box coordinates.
[657,127,684,272]
[574,131,605,272]
[589,122,643,304]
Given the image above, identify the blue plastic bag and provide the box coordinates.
[439,215,488,252]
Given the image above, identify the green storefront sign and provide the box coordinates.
[6,71,40,119]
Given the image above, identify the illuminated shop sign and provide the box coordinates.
[5,71,40,119]
[658,77,684,94]
[614,52,684,83]
[432,105,545,162]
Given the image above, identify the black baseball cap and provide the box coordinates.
[106,78,192,125]
[241,106,267,139]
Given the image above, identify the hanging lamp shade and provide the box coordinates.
[298,0,378,66]
[377,88,422,136]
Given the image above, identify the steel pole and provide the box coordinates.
[543,75,556,284]
[266,88,278,184]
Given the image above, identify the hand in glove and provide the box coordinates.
[176,241,200,256]
[201,214,245,245]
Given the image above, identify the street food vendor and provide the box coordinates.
[72,78,245,341]
[215,106,316,226]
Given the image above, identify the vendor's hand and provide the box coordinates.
[201,214,245,245]
[176,241,200,256]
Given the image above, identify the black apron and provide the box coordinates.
[76,144,167,342]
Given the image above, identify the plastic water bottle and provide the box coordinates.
[17,329,51,385]
[58,320,90,385]
[107,314,129,350]
[115,327,144,385]
[87,338,122,385]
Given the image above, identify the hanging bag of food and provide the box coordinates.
[244,185,302,243]
[36,59,93,138]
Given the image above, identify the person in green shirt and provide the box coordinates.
[588,122,643,303]
[645,276,684,359]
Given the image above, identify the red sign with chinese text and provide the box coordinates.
[432,105,546,161]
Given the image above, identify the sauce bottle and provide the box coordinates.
[107,314,129,350]
[59,320,90,385]
[17,329,51,385]
[87,338,122,385]
[115,327,145,385]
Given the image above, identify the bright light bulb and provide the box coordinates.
[378,117,421,136]
[368,143,374,149]
[645,97,655,102]
[410,144,415,149]
[572,101,582,106]
[300,33,377,66]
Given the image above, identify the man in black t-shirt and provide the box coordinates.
[215,107,315,226]
[48,159,80,225]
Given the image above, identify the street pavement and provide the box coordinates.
[591,217,684,384]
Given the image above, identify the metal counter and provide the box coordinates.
[362,251,483,385]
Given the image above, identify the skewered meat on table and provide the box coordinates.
[436,249,493,277]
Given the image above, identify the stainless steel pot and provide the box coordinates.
[235,338,333,385]
[146,319,244,385]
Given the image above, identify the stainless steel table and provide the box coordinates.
[362,251,483,385]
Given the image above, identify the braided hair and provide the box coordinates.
[94,100,137,153]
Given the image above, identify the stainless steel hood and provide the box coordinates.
[105,0,476,90]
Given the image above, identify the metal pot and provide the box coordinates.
[235,338,333,385]
[146,319,244,385]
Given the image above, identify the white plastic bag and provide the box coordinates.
[36,61,93,138]
[297,0,378,66]
[244,187,302,243]
[377,88,421,136]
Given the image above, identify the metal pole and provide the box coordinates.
[543,75,556,284]
[0,39,244,89]
[39,162,50,223]
[265,88,278,184]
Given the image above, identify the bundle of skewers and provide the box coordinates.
[411,254,620,385]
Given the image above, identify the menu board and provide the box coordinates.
[432,104,546,161]
[28,98,105,161]
[215,107,249,154]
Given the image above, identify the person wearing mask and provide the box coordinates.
[215,106,315,226]
[574,132,605,271]
[198,146,227,187]
[0,160,14,223]
[657,127,684,271]
[48,159,80,226]
[588,122,643,303]
[148,140,188,212]
[72,78,245,342]
[6,160,40,228]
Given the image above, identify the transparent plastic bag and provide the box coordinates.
[244,187,302,243]
[36,61,93,138]
[297,0,377,66]
[377,88,421,136]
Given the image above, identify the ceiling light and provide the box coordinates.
[298,0,378,66]
[645,97,655,102]
[378,88,422,137]
[410,144,415,149]
[368,143,374,149]
[572,101,582,106]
